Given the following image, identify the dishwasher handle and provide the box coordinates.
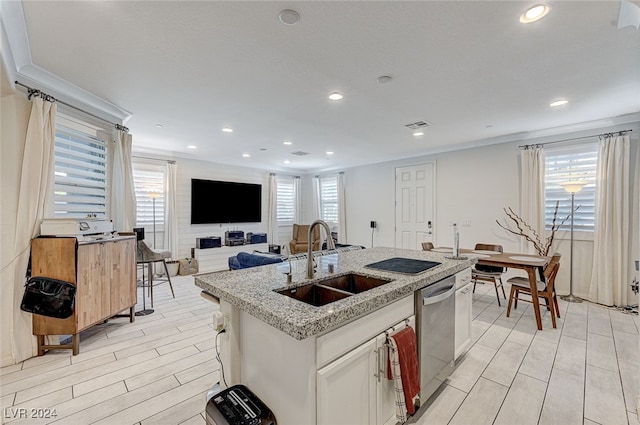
[423,283,456,306]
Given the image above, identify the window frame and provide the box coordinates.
[132,161,166,230]
[50,113,111,219]
[276,175,296,226]
[543,142,598,240]
[319,174,339,226]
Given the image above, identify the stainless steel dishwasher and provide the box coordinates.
[415,275,456,404]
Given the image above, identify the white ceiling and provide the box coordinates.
[5,1,640,172]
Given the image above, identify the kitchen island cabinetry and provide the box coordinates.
[455,268,473,359]
[196,247,476,424]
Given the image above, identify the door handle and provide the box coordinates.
[373,347,384,382]
[423,284,456,305]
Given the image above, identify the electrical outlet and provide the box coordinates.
[213,311,227,331]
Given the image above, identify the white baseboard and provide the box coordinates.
[636,396,640,424]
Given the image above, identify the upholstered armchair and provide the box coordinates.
[289,224,321,254]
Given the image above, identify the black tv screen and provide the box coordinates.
[191,179,262,224]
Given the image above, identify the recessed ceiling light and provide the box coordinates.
[376,75,392,84]
[520,4,550,23]
[550,99,568,107]
[222,127,233,133]
[413,130,424,137]
[328,92,344,101]
[326,151,334,155]
[187,145,197,149]
[284,160,291,164]
[242,153,250,158]
[155,124,163,128]
[279,9,300,25]
[283,140,292,145]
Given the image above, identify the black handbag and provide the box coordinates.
[20,276,77,319]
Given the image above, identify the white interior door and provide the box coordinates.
[395,163,435,250]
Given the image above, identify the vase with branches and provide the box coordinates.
[496,201,576,256]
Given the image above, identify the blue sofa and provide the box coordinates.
[228,245,364,270]
[228,251,284,270]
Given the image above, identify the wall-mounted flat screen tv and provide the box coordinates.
[191,179,262,224]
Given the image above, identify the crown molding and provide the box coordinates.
[0,0,131,123]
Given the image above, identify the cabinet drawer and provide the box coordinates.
[316,295,413,369]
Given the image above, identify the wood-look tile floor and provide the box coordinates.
[1,275,638,424]
[412,283,640,425]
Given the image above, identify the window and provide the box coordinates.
[52,117,109,218]
[319,175,338,224]
[544,143,598,232]
[132,163,165,228]
[277,176,295,224]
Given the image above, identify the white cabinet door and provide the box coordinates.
[455,281,473,359]
[375,332,396,425]
[317,338,377,425]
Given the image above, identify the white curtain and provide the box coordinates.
[8,96,56,363]
[267,173,278,245]
[520,146,545,254]
[109,129,136,231]
[293,176,302,224]
[163,161,178,258]
[312,175,321,221]
[337,172,347,244]
[589,134,631,306]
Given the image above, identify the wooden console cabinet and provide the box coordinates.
[30,235,137,355]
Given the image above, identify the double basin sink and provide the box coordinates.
[276,273,393,307]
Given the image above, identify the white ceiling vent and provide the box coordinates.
[405,120,431,130]
[291,151,310,156]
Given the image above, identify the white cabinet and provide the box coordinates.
[455,268,472,359]
[317,317,415,425]
[317,337,377,425]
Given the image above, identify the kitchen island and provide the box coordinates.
[195,247,475,424]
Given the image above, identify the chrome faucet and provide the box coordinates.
[306,219,335,279]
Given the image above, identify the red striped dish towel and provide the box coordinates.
[387,326,420,422]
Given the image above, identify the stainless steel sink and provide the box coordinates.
[277,283,353,307]
[316,273,393,294]
[276,273,394,307]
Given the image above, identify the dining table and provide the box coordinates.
[431,247,551,330]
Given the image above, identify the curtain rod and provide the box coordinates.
[14,81,129,133]
[519,129,633,149]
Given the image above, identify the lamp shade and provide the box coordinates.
[560,180,587,194]
[148,191,161,199]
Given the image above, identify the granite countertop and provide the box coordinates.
[194,247,477,340]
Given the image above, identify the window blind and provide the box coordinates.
[53,126,108,218]
[277,177,295,223]
[320,175,338,224]
[544,143,598,232]
[133,167,165,227]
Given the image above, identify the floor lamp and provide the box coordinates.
[149,191,160,249]
[560,180,587,303]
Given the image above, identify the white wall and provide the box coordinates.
[171,157,271,259]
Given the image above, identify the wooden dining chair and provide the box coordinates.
[506,253,562,328]
[421,242,434,251]
[471,243,507,306]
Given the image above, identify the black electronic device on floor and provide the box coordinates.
[206,384,276,425]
